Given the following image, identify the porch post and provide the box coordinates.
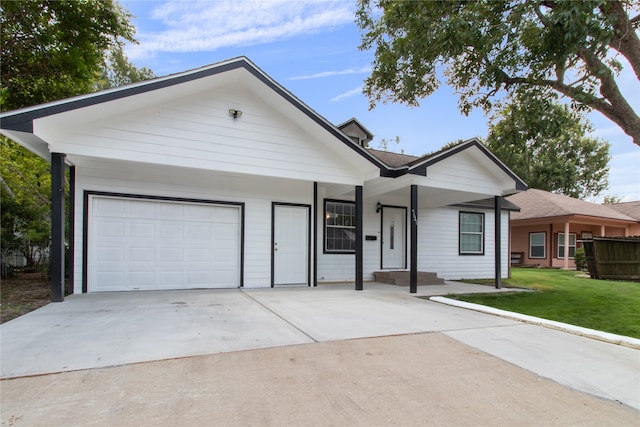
[410,185,418,294]
[563,221,570,270]
[50,153,66,302]
[355,185,363,291]
[494,196,502,289]
[67,165,76,294]
[313,182,318,287]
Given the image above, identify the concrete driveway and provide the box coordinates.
[2,281,639,423]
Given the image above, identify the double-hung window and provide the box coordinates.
[529,232,546,259]
[325,200,356,253]
[557,233,577,258]
[459,212,484,255]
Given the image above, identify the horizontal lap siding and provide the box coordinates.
[53,88,363,185]
[418,207,509,280]
[425,151,506,194]
[73,161,313,293]
[317,196,382,282]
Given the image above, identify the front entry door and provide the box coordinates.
[381,207,406,269]
[273,204,309,286]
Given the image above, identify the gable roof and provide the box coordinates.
[0,56,392,175]
[0,56,526,193]
[507,189,637,222]
[337,117,374,144]
[609,201,640,221]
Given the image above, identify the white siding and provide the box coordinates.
[317,192,409,282]
[51,87,369,185]
[424,149,508,195]
[72,158,314,293]
[418,206,509,280]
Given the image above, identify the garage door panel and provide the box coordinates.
[90,196,240,292]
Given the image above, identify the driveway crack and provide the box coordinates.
[240,290,318,343]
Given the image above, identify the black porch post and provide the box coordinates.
[410,185,418,294]
[494,195,502,289]
[355,185,363,291]
[313,182,318,287]
[67,165,76,295]
[51,153,66,302]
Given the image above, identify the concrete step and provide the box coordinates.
[373,271,446,286]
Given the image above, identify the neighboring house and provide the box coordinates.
[609,201,640,235]
[0,57,525,301]
[507,189,639,270]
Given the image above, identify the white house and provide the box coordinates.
[0,57,526,301]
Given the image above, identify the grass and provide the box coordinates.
[448,268,640,339]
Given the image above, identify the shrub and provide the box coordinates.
[574,247,587,271]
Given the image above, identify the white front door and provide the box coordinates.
[381,207,406,269]
[273,204,309,286]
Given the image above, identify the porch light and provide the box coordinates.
[376,201,382,213]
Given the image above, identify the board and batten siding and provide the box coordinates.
[72,159,315,293]
[418,207,510,280]
[45,86,371,186]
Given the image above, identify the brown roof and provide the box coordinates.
[507,189,637,222]
[367,148,420,168]
[609,201,640,221]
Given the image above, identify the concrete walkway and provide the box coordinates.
[1,281,639,425]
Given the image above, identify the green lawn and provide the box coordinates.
[449,268,640,339]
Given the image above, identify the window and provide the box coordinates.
[557,233,577,258]
[459,212,484,255]
[325,200,356,253]
[529,232,546,259]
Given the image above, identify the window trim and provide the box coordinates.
[323,199,356,254]
[459,211,485,256]
[557,232,577,259]
[529,232,546,259]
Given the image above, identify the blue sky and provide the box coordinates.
[121,0,639,202]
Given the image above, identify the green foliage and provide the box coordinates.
[485,90,610,199]
[0,0,136,110]
[451,268,640,338]
[1,138,51,266]
[357,0,640,146]
[602,194,623,204]
[94,44,155,90]
[574,248,588,270]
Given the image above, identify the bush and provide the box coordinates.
[574,247,587,271]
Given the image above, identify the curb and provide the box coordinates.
[430,296,640,350]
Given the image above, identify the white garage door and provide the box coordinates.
[89,196,240,292]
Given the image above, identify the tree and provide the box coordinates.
[602,194,623,204]
[357,0,640,147]
[485,91,610,199]
[1,138,52,268]
[1,0,136,110]
[94,44,155,90]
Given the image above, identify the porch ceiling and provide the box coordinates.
[364,175,506,209]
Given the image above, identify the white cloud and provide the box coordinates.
[290,66,371,80]
[127,0,354,60]
[330,86,363,103]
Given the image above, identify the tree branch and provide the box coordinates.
[603,0,640,81]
